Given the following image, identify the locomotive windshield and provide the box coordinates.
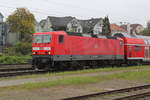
[33,35,51,43]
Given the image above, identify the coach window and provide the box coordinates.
[120,40,123,46]
[144,40,148,45]
[148,40,150,45]
[59,35,64,43]
[134,46,141,51]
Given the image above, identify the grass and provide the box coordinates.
[108,70,150,82]
[0,65,150,81]
[21,76,99,89]
[1,68,150,90]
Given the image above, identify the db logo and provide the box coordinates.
[94,44,99,48]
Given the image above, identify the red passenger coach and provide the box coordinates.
[137,35,150,61]
[32,31,124,70]
[114,33,150,64]
[124,37,145,60]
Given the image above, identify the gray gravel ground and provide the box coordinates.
[0,80,147,100]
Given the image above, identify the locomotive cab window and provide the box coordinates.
[59,35,64,43]
[33,34,51,43]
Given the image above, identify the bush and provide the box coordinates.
[3,42,31,56]
[3,47,16,56]
[1,42,32,64]
[0,55,31,64]
[15,42,31,55]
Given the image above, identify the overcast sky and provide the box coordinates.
[0,0,149,26]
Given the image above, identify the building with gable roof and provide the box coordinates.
[40,16,74,32]
[0,13,4,23]
[67,18,83,33]
[39,16,104,35]
[130,24,144,35]
[34,20,43,32]
[78,18,103,34]
[0,12,7,52]
[120,24,144,35]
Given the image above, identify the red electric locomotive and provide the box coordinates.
[32,31,124,70]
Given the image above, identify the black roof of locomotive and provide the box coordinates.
[66,32,117,39]
[113,33,134,38]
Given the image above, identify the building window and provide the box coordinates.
[78,29,80,33]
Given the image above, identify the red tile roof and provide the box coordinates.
[110,24,127,33]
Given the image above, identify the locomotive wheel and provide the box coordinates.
[33,63,48,70]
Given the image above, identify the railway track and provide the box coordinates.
[62,84,150,100]
[0,64,31,69]
[0,64,49,77]
[0,69,48,77]
[0,67,33,72]
[0,64,31,72]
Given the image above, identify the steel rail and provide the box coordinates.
[0,64,33,74]
[0,64,31,69]
[115,91,150,100]
[0,68,33,72]
[0,63,30,65]
[62,84,150,100]
[0,69,48,77]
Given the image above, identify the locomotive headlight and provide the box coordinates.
[32,47,40,50]
[48,52,51,54]
[32,52,36,54]
[43,47,51,50]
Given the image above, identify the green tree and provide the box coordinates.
[6,8,35,42]
[147,21,150,29]
[142,21,150,36]
[102,16,111,36]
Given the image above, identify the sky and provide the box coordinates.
[0,0,149,26]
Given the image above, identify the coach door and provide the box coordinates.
[128,45,132,57]
[144,46,149,60]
